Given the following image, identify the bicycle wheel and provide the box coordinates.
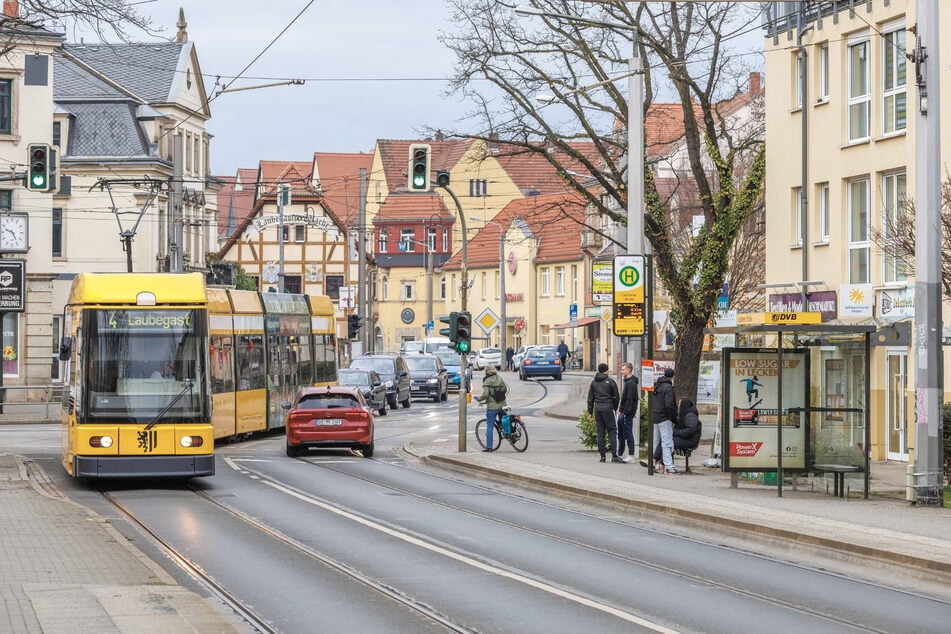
[474,418,501,451]
[508,419,529,452]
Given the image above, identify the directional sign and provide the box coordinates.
[613,255,645,336]
[476,307,500,334]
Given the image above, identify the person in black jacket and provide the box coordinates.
[615,362,639,461]
[587,362,622,463]
[652,368,679,474]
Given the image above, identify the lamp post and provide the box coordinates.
[472,217,507,356]
[426,213,442,333]
[515,5,645,378]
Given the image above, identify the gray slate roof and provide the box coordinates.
[58,101,149,159]
[58,42,186,103]
[54,54,126,100]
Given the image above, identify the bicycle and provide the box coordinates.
[475,407,528,452]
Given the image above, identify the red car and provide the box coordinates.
[284,386,375,458]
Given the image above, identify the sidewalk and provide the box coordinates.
[0,453,251,633]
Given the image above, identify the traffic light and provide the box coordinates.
[438,313,455,340]
[454,311,471,354]
[27,143,50,191]
[347,314,364,339]
[407,143,431,191]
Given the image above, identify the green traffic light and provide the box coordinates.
[456,341,470,353]
[413,174,426,188]
[31,175,46,188]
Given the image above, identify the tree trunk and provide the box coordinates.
[672,316,706,406]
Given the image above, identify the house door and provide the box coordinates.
[885,350,909,461]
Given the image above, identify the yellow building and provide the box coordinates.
[764,1,951,462]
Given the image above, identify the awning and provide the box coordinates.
[551,317,600,330]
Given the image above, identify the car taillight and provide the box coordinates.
[524,359,532,365]
[90,436,113,448]
[181,436,203,448]
[555,359,561,365]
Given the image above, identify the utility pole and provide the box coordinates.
[170,133,183,273]
[912,0,943,505]
[277,182,286,293]
[359,168,368,352]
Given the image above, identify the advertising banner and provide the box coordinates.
[591,261,613,304]
[723,348,808,470]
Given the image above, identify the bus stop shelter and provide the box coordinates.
[709,313,875,498]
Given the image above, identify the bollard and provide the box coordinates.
[906,464,916,502]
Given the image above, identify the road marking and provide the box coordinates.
[262,478,678,632]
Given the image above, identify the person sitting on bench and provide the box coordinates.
[653,398,702,462]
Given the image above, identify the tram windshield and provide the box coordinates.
[82,309,209,424]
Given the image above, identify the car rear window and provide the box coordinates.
[481,348,500,354]
[528,349,551,358]
[337,371,369,385]
[405,357,437,371]
[350,358,392,374]
[297,394,360,409]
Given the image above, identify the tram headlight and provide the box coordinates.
[180,436,203,448]
[90,436,113,448]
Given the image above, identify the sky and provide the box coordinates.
[61,0,765,177]
[122,0,472,176]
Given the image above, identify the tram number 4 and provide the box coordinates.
[137,430,158,452]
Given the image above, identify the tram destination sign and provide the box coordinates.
[0,259,24,312]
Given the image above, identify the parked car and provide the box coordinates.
[348,353,411,410]
[473,347,502,370]
[404,354,449,402]
[512,345,541,370]
[336,368,387,416]
[519,346,563,381]
[284,386,375,458]
[433,349,471,392]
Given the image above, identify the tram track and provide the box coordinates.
[229,453,950,634]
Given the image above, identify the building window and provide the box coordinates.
[294,225,305,242]
[402,281,414,300]
[847,39,870,142]
[427,227,436,252]
[0,79,10,134]
[794,51,804,108]
[571,264,578,302]
[818,182,830,242]
[883,28,907,134]
[378,229,387,253]
[400,228,415,251]
[439,276,446,300]
[52,121,62,147]
[381,276,388,301]
[284,275,301,294]
[848,178,870,283]
[0,190,11,210]
[792,187,803,245]
[817,43,829,101]
[541,267,551,296]
[469,179,488,197]
[556,266,565,296]
[325,274,343,300]
[480,271,487,300]
[52,208,62,257]
[494,270,500,298]
[441,229,448,252]
[882,171,907,283]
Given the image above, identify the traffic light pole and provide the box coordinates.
[438,183,470,452]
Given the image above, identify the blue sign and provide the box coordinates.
[569,303,578,327]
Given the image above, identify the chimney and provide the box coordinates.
[3,1,18,18]
[749,72,762,95]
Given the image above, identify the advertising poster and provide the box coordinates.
[653,310,676,351]
[724,348,808,470]
[696,360,720,405]
[591,261,613,304]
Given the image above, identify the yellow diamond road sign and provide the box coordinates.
[477,307,500,333]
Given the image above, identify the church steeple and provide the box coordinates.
[175,8,188,42]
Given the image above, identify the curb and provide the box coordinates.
[415,450,951,581]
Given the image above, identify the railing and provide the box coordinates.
[0,384,64,421]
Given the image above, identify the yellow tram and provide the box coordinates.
[60,273,215,479]
[61,273,339,479]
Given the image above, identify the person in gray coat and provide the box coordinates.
[587,362,622,463]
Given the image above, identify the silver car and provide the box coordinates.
[473,347,502,370]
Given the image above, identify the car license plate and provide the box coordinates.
[315,418,343,426]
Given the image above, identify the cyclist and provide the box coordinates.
[476,365,508,452]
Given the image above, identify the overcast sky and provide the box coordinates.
[125,0,471,176]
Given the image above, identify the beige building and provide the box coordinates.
[764,1,951,461]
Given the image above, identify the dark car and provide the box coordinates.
[519,345,563,381]
[283,386,375,458]
[337,368,387,416]
[404,354,449,402]
[348,353,411,410]
[433,349,471,392]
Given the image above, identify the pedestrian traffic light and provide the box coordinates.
[347,314,364,339]
[438,313,456,341]
[27,143,50,191]
[407,143,431,191]
[454,311,471,354]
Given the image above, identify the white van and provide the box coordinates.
[422,336,451,353]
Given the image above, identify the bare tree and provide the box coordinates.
[871,175,951,301]
[0,0,155,54]
[440,0,766,402]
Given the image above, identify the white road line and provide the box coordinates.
[262,478,679,632]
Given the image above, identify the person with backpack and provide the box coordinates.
[476,365,508,451]
[587,362,623,463]
[615,362,639,462]
[652,368,679,474]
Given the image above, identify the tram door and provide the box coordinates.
[885,350,909,461]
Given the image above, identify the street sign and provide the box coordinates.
[514,318,525,332]
[613,255,645,336]
[0,259,25,312]
[476,307,499,334]
[569,303,578,328]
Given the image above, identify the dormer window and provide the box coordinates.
[186,69,192,90]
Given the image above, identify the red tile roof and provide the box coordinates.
[216,168,258,239]
[443,192,588,270]
[312,152,374,227]
[486,141,602,195]
[374,192,452,223]
[257,160,315,199]
[377,138,473,192]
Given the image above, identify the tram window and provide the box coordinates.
[210,335,234,394]
[298,334,313,386]
[236,335,265,391]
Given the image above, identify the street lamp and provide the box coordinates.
[426,213,442,333]
[471,217,506,356]
[515,5,645,377]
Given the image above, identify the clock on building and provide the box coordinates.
[0,213,28,253]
